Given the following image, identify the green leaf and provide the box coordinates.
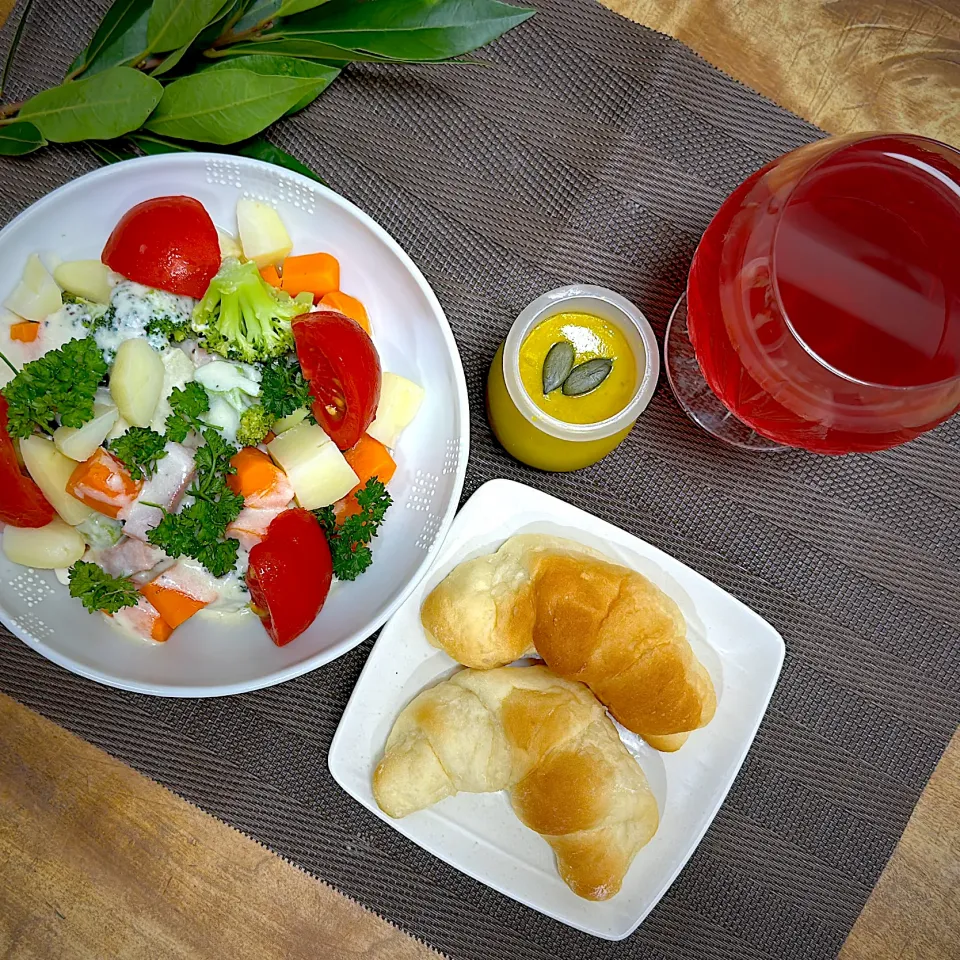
[151,0,237,76]
[228,0,281,35]
[143,67,329,144]
[148,0,226,53]
[128,131,195,155]
[75,0,152,77]
[276,0,331,15]
[222,37,403,62]
[1,0,35,99]
[0,121,46,156]
[235,137,324,182]
[19,67,163,143]
[88,139,136,164]
[273,0,535,61]
[203,53,338,112]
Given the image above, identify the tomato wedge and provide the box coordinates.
[292,310,381,451]
[0,395,55,528]
[102,196,220,299]
[246,508,333,646]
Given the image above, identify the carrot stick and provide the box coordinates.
[281,252,339,300]
[66,448,141,519]
[260,264,282,289]
[10,320,39,343]
[140,581,207,631]
[227,447,285,501]
[320,291,370,333]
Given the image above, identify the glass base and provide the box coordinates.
[664,295,788,453]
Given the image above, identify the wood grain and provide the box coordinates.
[0,693,437,960]
[0,1,958,958]
[607,0,960,147]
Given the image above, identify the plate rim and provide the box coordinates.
[328,477,786,940]
[0,153,471,697]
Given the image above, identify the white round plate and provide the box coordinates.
[0,154,469,696]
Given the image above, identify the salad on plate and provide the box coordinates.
[0,195,424,647]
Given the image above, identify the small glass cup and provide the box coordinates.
[487,285,659,471]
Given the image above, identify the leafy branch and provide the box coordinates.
[0,0,535,171]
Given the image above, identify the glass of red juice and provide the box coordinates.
[665,134,960,454]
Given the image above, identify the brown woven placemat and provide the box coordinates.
[2,2,959,958]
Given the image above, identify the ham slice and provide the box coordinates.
[226,506,287,552]
[94,537,167,578]
[120,442,195,541]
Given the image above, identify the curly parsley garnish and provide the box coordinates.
[109,426,168,481]
[147,427,244,577]
[164,381,210,443]
[260,356,313,420]
[68,561,140,615]
[1,337,106,439]
[315,478,392,581]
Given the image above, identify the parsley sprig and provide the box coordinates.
[147,427,244,577]
[260,357,313,420]
[1,338,106,439]
[164,381,210,443]
[68,561,140,615]
[109,426,168,481]
[315,478,392,581]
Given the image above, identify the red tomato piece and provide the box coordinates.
[246,508,333,647]
[0,396,55,527]
[292,310,382,451]
[101,196,220,299]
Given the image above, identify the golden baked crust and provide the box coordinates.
[373,666,659,901]
[421,535,717,749]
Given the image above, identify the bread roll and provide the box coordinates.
[421,535,716,750]
[373,665,659,900]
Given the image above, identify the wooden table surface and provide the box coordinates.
[1,1,959,958]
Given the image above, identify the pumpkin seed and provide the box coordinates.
[541,340,575,394]
[561,357,613,396]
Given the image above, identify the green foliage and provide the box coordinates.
[71,0,153,77]
[259,356,312,419]
[165,381,210,442]
[0,338,107,438]
[109,425,169,480]
[0,121,45,156]
[148,0,227,53]
[68,560,141,614]
[315,477,392,581]
[18,67,162,143]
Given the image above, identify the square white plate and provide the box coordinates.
[329,479,784,940]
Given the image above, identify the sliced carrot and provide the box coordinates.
[151,615,174,642]
[140,581,207,631]
[260,263,282,289]
[10,320,40,342]
[67,447,141,519]
[227,447,285,501]
[334,435,396,523]
[320,290,370,333]
[281,252,339,301]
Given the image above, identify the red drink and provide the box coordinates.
[686,135,960,454]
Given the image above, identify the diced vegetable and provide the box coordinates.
[102,196,220,299]
[320,290,369,332]
[4,254,62,321]
[110,338,165,427]
[3,518,86,569]
[367,372,424,448]
[217,227,243,261]
[75,514,124,550]
[10,320,39,342]
[272,406,308,434]
[53,403,119,462]
[236,199,292,268]
[66,447,141,520]
[149,347,197,434]
[267,421,358,510]
[19,435,95,525]
[227,447,293,508]
[335,435,397,522]
[53,260,111,304]
[139,563,216,630]
[0,397,55,528]
[112,595,172,642]
[259,264,281,288]
[282,253,339,301]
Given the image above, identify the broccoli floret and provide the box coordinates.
[236,405,274,447]
[146,313,192,342]
[191,259,312,364]
[63,297,112,331]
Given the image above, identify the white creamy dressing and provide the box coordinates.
[196,549,252,619]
